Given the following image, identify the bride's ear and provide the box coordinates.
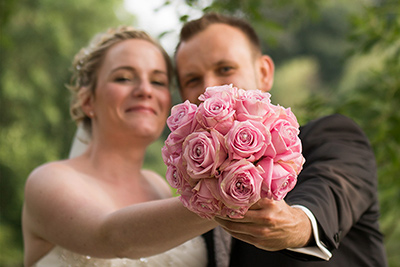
[79,87,95,118]
[257,55,275,92]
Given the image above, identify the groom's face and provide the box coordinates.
[175,23,263,105]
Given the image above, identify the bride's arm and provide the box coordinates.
[23,162,216,259]
[102,198,213,258]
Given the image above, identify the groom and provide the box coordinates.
[174,13,387,267]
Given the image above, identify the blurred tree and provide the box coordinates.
[0,0,131,265]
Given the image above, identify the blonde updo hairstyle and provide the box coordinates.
[68,26,173,136]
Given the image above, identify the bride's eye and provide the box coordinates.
[152,79,168,87]
[151,73,168,88]
[114,77,132,82]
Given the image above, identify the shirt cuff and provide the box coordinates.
[287,205,332,261]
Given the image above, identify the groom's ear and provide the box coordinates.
[257,55,274,92]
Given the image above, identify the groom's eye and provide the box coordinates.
[218,66,234,75]
[184,77,200,87]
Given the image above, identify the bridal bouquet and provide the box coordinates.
[162,85,305,219]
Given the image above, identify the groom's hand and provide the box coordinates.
[214,198,313,251]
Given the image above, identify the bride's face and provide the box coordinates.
[87,39,171,140]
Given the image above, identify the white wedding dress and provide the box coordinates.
[32,236,207,266]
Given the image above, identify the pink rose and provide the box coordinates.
[270,119,302,157]
[166,164,180,189]
[183,129,227,179]
[237,88,271,101]
[225,120,271,162]
[196,94,236,135]
[216,159,263,216]
[161,144,171,165]
[270,161,297,200]
[235,89,276,122]
[220,205,249,219]
[179,183,195,209]
[165,156,196,189]
[187,179,222,219]
[167,100,197,132]
[162,132,184,163]
[166,164,185,189]
[276,152,305,175]
[198,84,238,102]
[257,157,297,200]
[257,157,273,197]
[272,105,300,128]
[284,108,300,128]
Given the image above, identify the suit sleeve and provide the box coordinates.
[285,114,378,252]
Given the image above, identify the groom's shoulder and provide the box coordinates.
[300,113,362,136]
[301,113,355,128]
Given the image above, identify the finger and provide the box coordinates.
[214,216,245,226]
[214,199,285,224]
[214,217,250,233]
[248,197,275,210]
[214,217,264,237]
[214,215,246,222]
[215,207,271,224]
[215,213,257,224]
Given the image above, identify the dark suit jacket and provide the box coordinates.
[204,114,387,267]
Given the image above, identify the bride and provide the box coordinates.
[22,26,216,266]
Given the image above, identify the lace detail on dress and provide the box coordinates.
[33,236,207,267]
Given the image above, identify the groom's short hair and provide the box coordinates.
[175,12,262,57]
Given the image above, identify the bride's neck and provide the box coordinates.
[83,138,148,181]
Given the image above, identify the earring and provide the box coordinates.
[88,111,94,118]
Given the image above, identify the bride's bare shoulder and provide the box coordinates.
[28,159,76,178]
[24,160,86,196]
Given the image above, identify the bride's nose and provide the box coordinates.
[132,79,152,98]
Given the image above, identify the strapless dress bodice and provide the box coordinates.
[32,236,207,267]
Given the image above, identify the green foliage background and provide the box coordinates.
[1,0,399,266]
[0,0,133,264]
